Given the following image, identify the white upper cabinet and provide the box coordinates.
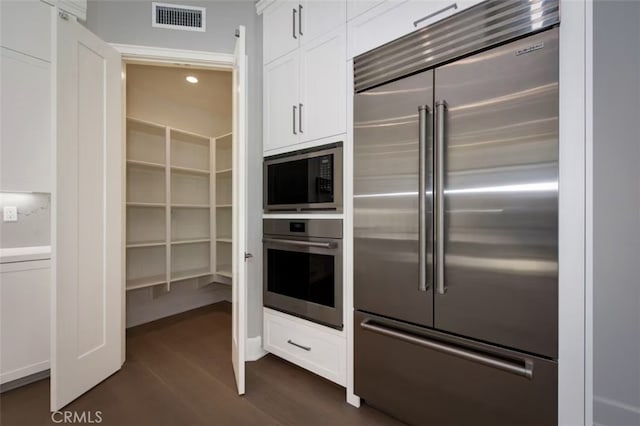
[300,0,346,44]
[58,0,88,21]
[264,51,300,152]
[0,0,52,193]
[263,1,300,65]
[263,0,346,65]
[346,0,385,20]
[261,0,347,154]
[300,27,347,144]
[0,0,51,62]
[347,0,483,59]
[263,26,346,154]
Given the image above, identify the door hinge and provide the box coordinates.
[59,10,70,20]
[244,252,253,261]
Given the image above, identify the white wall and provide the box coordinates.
[0,192,50,248]
[592,1,640,424]
[86,0,264,338]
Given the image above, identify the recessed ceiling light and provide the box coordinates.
[186,75,198,84]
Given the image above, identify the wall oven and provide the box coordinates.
[263,219,343,329]
[264,143,342,212]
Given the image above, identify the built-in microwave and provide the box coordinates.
[264,143,342,212]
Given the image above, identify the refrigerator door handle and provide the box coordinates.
[360,319,534,379]
[435,100,447,295]
[418,105,431,292]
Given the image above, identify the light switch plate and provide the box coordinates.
[3,206,18,222]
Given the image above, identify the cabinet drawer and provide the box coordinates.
[348,0,482,59]
[263,308,346,386]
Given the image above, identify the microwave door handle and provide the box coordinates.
[263,238,336,249]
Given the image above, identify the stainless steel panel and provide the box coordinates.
[263,219,343,329]
[263,218,343,239]
[354,70,433,327]
[355,311,558,425]
[354,0,560,92]
[434,28,559,358]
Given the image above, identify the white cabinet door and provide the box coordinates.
[346,0,385,20]
[300,26,346,143]
[263,0,299,64]
[52,13,122,411]
[300,0,346,44]
[0,260,51,385]
[0,48,51,193]
[264,51,300,153]
[0,0,51,62]
[347,0,480,59]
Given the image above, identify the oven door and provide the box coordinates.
[264,145,343,212]
[263,236,343,329]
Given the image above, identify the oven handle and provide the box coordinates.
[263,237,337,249]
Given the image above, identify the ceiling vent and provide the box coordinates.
[152,2,206,32]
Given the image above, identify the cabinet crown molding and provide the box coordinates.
[256,0,277,15]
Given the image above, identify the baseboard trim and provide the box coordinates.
[594,395,640,425]
[246,336,267,362]
[0,369,50,393]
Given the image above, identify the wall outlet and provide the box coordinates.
[3,206,18,222]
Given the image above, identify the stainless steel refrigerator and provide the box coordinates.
[353,1,560,424]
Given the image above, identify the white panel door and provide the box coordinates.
[300,26,347,143]
[231,25,248,395]
[52,12,122,410]
[264,50,300,153]
[263,0,299,64]
[300,0,346,44]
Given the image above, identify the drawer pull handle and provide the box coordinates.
[414,3,457,27]
[361,319,533,379]
[287,339,311,351]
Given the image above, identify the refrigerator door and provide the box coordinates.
[355,310,558,426]
[433,28,559,357]
[354,70,434,327]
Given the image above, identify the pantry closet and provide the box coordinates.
[124,64,233,327]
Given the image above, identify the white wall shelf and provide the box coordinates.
[127,202,166,207]
[171,238,211,245]
[126,159,165,169]
[126,241,166,249]
[170,165,210,175]
[125,118,233,292]
[171,204,211,209]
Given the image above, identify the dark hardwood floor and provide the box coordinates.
[0,302,402,426]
